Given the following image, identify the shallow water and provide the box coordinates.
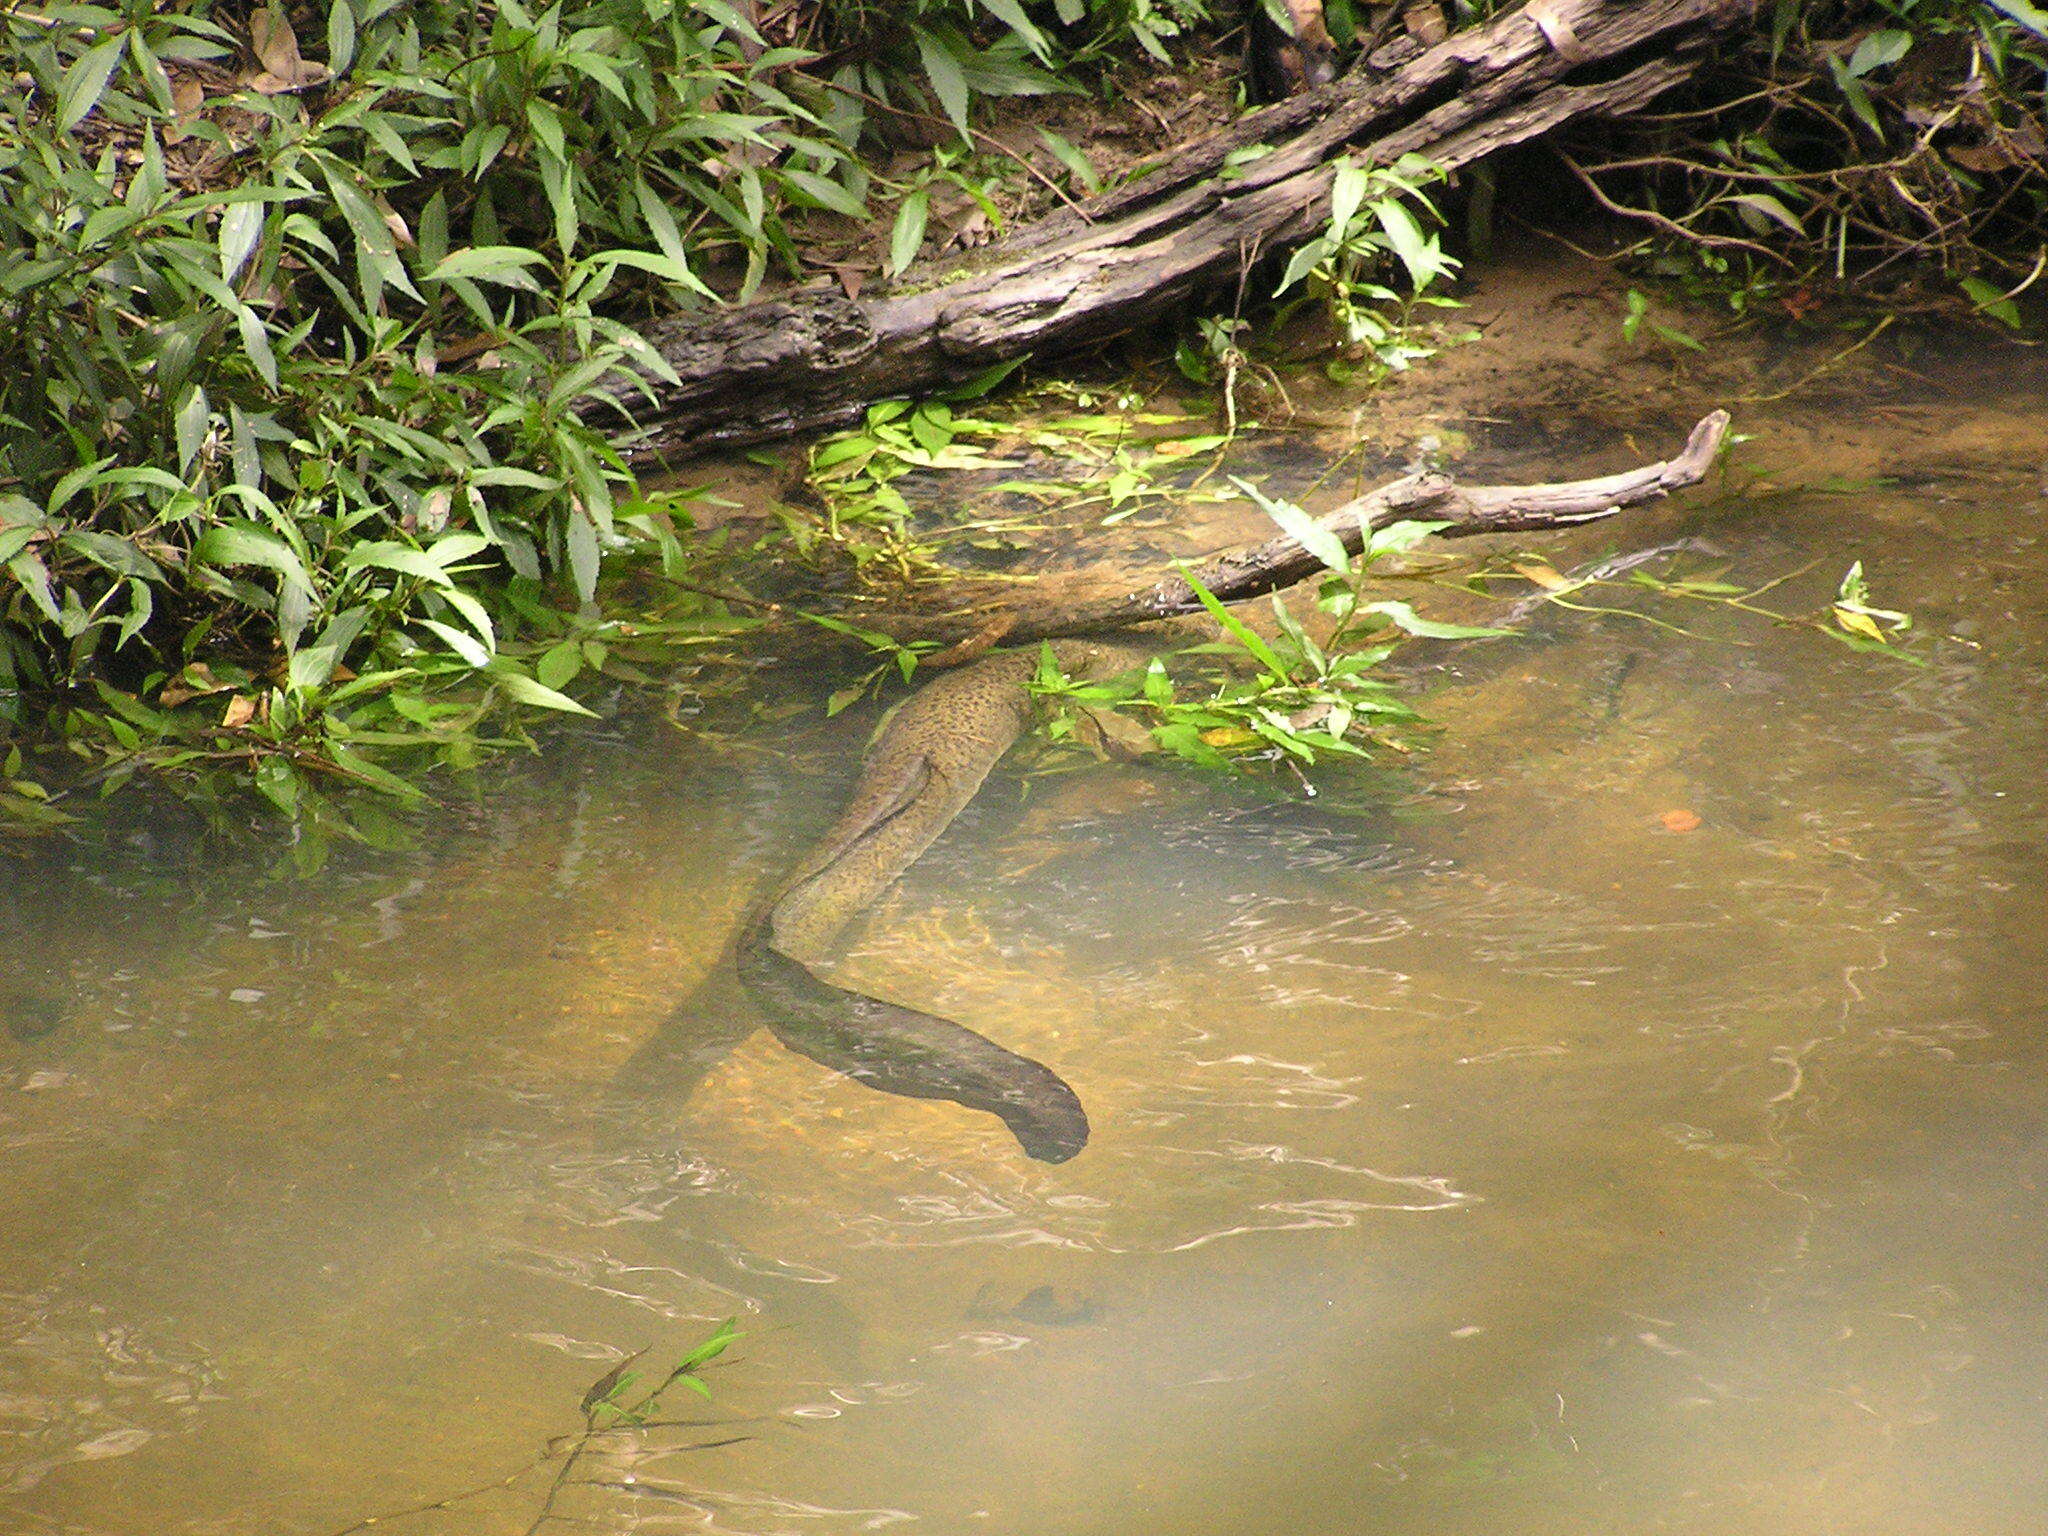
[4,367,2046,1536]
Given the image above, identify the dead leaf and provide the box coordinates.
[1947,142,2019,175]
[1524,0,1589,63]
[436,332,506,367]
[1402,2,1448,44]
[1659,808,1702,833]
[160,662,231,707]
[1512,560,1570,592]
[247,5,332,94]
[165,75,205,143]
[221,695,259,729]
[1199,726,1258,748]
[1075,707,1158,761]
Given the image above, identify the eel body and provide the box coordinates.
[738,640,1151,1162]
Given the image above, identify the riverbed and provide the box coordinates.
[4,283,2045,1535]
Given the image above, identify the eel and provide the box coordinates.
[736,639,1154,1163]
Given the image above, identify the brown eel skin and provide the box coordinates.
[737,640,1153,1162]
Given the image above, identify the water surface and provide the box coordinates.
[3,357,2045,1536]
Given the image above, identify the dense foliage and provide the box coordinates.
[1562,0,2048,318]
[0,0,1205,840]
[0,0,2036,848]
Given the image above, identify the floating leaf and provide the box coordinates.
[1360,601,1513,640]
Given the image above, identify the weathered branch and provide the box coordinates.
[588,0,1753,458]
[987,410,1731,645]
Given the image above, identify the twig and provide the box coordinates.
[1559,152,1794,269]
[1734,314,1894,404]
[652,572,784,613]
[319,1451,556,1536]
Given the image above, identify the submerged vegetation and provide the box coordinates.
[327,1319,744,1536]
[0,1,2028,848]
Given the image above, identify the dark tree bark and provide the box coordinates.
[587,0,1752,460]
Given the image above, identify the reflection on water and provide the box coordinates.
[4,378,2047,1536]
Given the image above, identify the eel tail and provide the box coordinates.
[735,910,1090,1163]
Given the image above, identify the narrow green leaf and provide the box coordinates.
[175,388,210,472]
[327,0,357,75]
[192,521,317,600]
[1230,476,1350,574]
[342,541,453,583]
[1328,158,1368,241]
[61,532,161,581]
[781,167,866,219]
[1035,129,1100,194]
[976,0,1051,58]
[889,190,929,277]
[219,200,263,281]
[426,246,550,285]
[418,617,490,668]
[235,306,279,390]
[7,552,62,625]
[1371,198,1443,291]
[492,665,598,716]
[1987,0,2048,35]
[1180,567,1287,676]
[913,27,972,142]
[289,606,369,690]
[1846,29,1911,77]
[1360,600,1513,640]
[57,32,128,133]
[566,510,600,603]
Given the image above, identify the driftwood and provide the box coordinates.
[884,410,1730,654]
[1005,409,1731,642]
[591,0,1752,459]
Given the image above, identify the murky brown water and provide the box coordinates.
[3,343,2045,1535]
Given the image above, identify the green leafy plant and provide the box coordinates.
[1274,152,1464,379]
[327,1319,747,1536]
[1498,550,1926,664]
[1621,288,1708,352]
[796,377,1235,584]
[1,1,1217,840]
[1562,1,2048,319]
[1032,500,1509,775]
[581,1318,742,1427]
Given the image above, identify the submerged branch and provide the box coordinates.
[989,410,1730,645]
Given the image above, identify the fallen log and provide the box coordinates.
[590,0,1752,459]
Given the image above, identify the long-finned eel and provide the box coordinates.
[737,639,1153,1163]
